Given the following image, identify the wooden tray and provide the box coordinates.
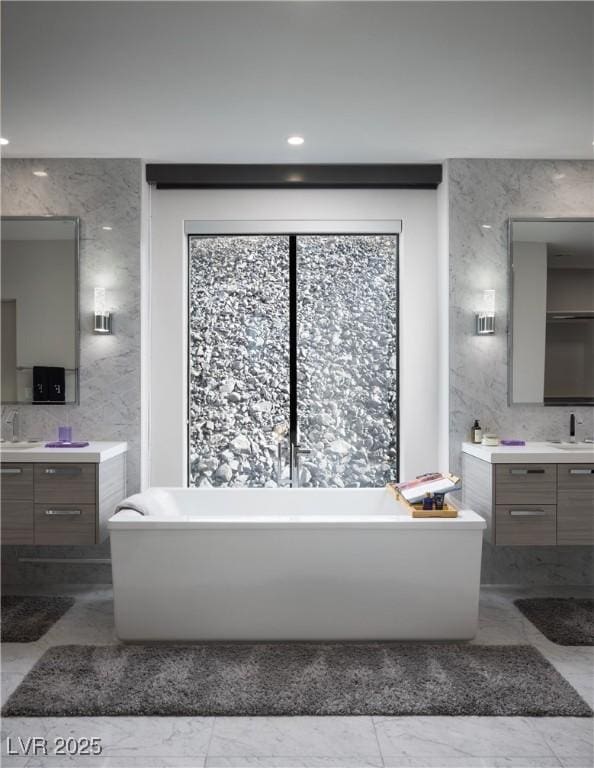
[387,484,458,518]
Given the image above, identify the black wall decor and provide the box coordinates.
[146,164,442,190]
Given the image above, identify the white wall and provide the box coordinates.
[148,188,438,486]
[436,165,450,472]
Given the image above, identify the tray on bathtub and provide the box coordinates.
[387,484,458,518]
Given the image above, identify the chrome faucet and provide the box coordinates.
[569,412,584,444]
[290,442,311,488]
[4,409,20,442]
[569,413,576,443]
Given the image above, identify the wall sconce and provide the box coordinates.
[476,289,495,335]
[93,287,112,334]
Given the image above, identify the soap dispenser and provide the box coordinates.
[471,419,482,444]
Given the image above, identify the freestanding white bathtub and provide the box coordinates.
[109,488,486,641]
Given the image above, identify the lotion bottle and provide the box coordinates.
[472,419,482,443]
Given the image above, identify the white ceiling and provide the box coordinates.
[2,1,593,163]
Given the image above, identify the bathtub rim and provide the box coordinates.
[108,507,486,531]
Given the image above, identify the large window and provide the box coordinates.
[188,233,398,487]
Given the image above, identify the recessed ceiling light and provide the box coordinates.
[33,170,48,177]
[481,224,492,230]
[102,226,113,231]
[553,173,566,181]
[287,136,304,146]
[0,138,9,146]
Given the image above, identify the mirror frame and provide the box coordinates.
[508,216,594,407]
[1,215,80,405]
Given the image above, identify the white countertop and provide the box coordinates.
[462,441,594,464]
[0,441,127,463]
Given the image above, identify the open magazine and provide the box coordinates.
[392,472,461,503]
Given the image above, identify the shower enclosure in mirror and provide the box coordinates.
[188,224,399,488]
[1,216,79,404]
[509,218,594,406]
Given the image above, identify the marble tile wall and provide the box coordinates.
[1,158,142,583]
[447,158,594,584]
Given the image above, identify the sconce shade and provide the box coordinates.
[93,313,112,334]
[476,289,495,335]
[476,313,495,335]
[93,287,113,334]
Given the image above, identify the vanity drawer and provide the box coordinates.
[1,500,34,544]
[0,464,34,500]
[495,505,557,546]
[34,503,96,545]
[495,464,556,505]
[558,464,594,491]
[557,490,594,545]
[34,463,96,504]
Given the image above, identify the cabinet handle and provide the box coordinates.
[0,467,23,475]
[509,509,546,517]
[44,467,82,477]
[44,509,82,516]
[510,468,545,475]
[569,468,594,475]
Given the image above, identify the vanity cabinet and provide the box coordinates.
[0,443,127,546]
[462,443,594,546]
[1,464,35,545]
[557,464,594,545]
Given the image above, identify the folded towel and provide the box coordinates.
[114,488,178,517]
[33,366,49,403]
[48,367,66,403]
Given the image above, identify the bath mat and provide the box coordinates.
[514,597,594,646]
[2,643,591,717]
[1,595,75,643]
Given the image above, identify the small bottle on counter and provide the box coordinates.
[422,493,434,510]
[471,419,482,443]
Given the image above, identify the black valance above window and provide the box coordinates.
[145,164,442,190]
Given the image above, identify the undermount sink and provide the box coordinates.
[0,440,44,450]
[548,442,594,451]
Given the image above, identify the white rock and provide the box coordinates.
[231,434,251,453]
[220,378,236,394]
[215,463,233,482]
[328,438,353,457]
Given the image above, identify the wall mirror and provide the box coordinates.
[1,216,79,404]
[509,218,594,406]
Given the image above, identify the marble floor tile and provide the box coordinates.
[0,757,30,768]
[530,641,594,678]
[208,717,381,759]
[1,644,47,706]
[1,718,214,758]
[1,584,593,768]
[39,594,116,642]
[381,758,562,768]
[471,617,529,645]
[25,758,206,768]
[563,675,594,709]
[373,717,555,758]
[529,717,594,759]
[204,758,382,767]
[557,758,594,768]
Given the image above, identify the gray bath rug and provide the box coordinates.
[514,597,594,646]
[1,595,75,643]
[2,643,591,717]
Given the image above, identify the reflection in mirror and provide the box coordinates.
[1,217,79,404]
[510,219,594,405]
